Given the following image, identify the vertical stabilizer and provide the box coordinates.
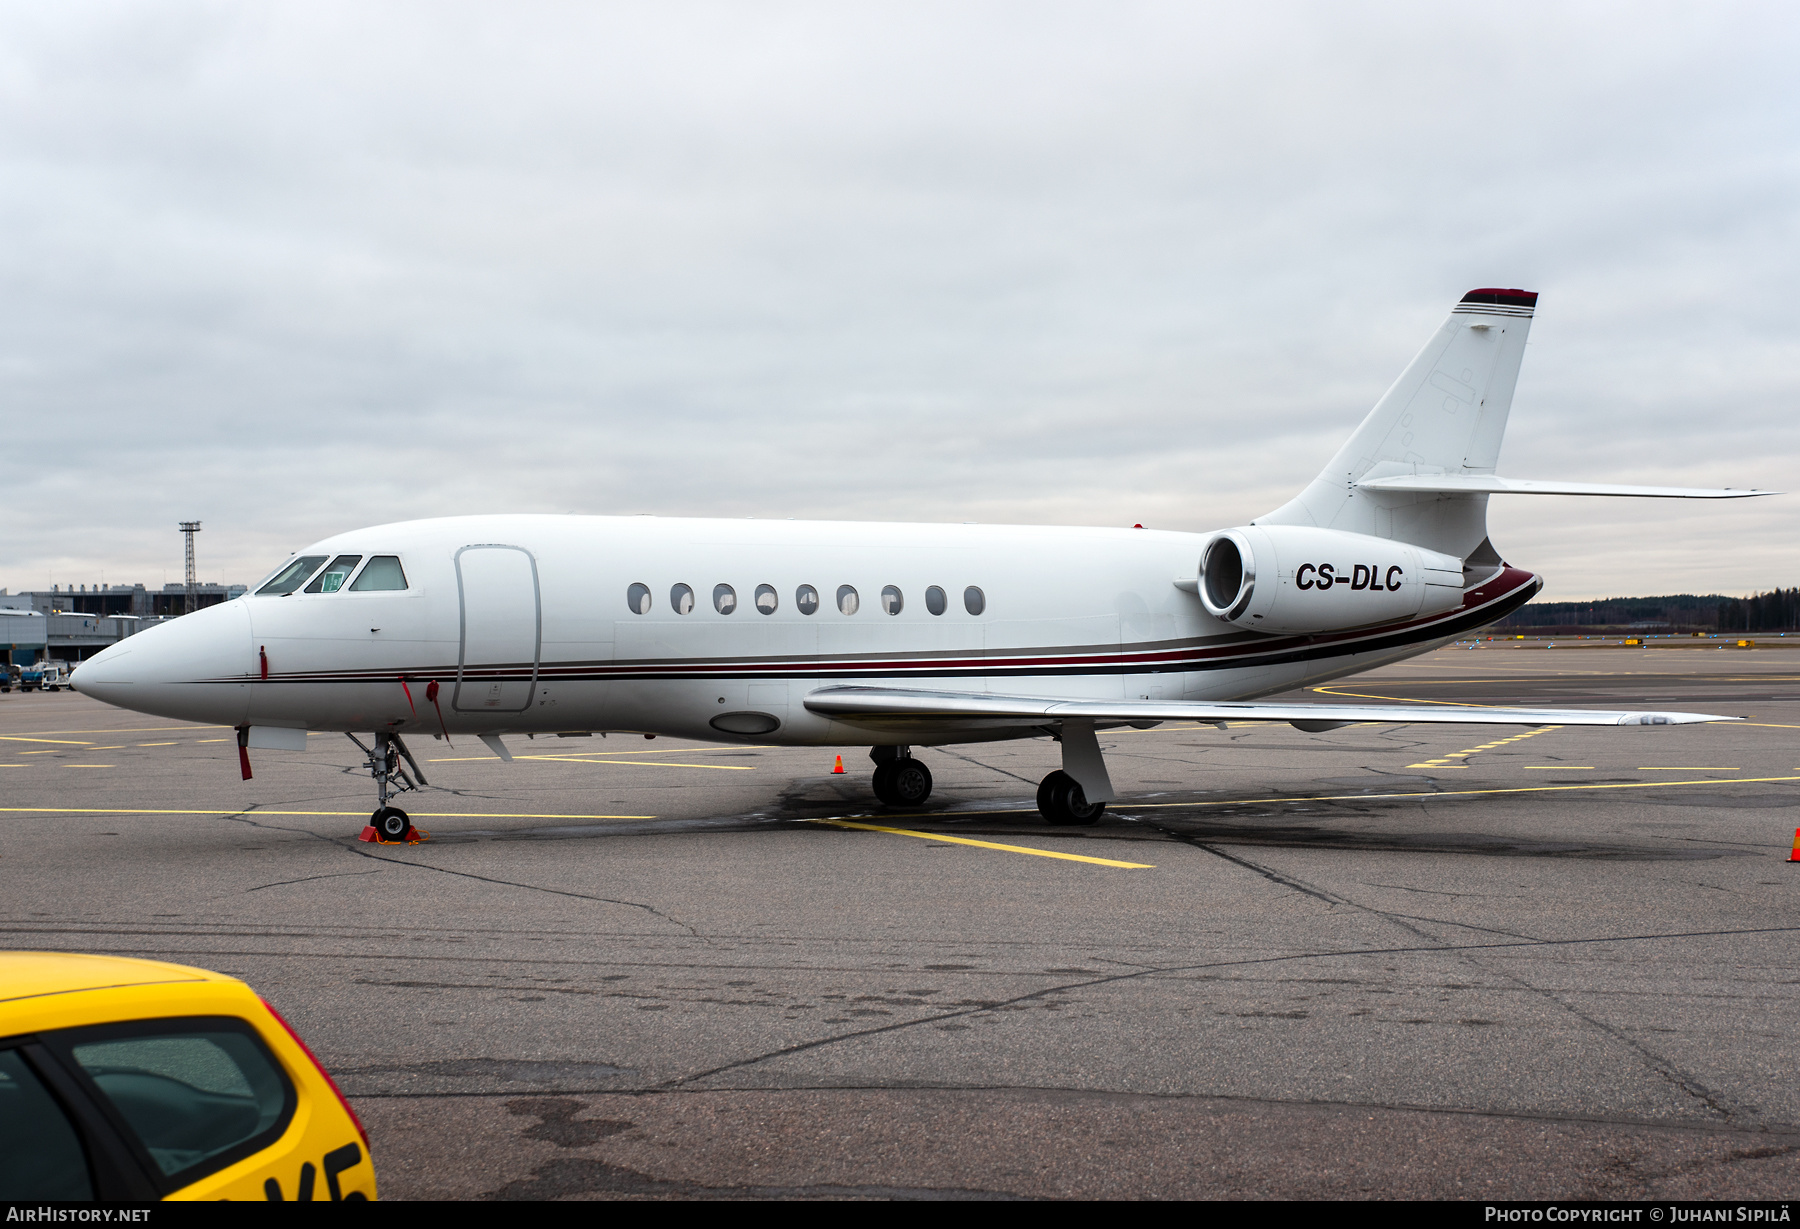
[1258,289,1536,560]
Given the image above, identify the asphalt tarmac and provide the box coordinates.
[3,646,1798,1200]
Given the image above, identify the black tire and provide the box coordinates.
[372,807,411,841]
[887,758,933,807]
[871,759,900,805]
[1037,770,1106,826]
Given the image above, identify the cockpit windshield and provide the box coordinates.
[304,555,363,594]
[256,555,328,596]
[349,556,407,591]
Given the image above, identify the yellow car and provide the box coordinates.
[0,952,376,1201]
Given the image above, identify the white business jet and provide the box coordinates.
[72,289,1769,840]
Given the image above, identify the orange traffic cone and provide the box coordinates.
[831,755,846,774]
[1788,829,1800,863]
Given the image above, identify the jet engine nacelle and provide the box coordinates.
[1197,526,1465,634]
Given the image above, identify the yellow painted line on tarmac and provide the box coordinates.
[815,819,1155,869]
[0,726,222,737]
[0,736,93,746]
[1525,766,1595,770]
[1742,723,1800,729]
[869,774,1800,825]
[0,807,656,819]
[21,749,64,755]
[1637,767,1740,772]
[62,765,111,769]
[197,738,230,744]
[429,744,770,762]
[525,755,754,770]
[136,742,178,747]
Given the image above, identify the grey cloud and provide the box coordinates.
[1,2,1795,599]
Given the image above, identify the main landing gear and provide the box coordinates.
[1037,770,1106,826]
[870,746,933,807]
[348,731,428,841]
[1035,719,1116,826]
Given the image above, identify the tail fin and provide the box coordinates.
[1258,288,1536,561]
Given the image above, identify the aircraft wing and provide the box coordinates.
[1354,475,1776,499]
[802,685,1736,731]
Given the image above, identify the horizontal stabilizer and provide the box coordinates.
[1355,475,1776,499]
[804,685,1734,729]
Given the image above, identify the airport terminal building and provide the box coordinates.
[0,582,246,665]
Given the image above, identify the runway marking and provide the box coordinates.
[1524,766,1595,770]
[873,774,1800,823]
[136,742,178,747]
[530,756,754,771]
[21,749,64,755]
[0,807,656,819]
[62,765,111,769]
[816,819,1155,868]
[0,736,93,746]
[1407,726,1558,770]
[0,726,222,737]
[1638,767,1740,772]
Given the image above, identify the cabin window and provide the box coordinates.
[350,555,407,591]
[671,584,695,615]
[796,585,819,615]
[925,586,947,616]
[880,585,903,615]
[626,583,651,614]
[964,586,985,616]
[755,584,778,614]
[256,556,328,596]
[713,584,737,615]
[837,585,859,615]
[304,555,363,594]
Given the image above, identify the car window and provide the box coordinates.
[0,1048,92,1200]
[303,555,363,594]
[349,555,408,592]
[56,1021,293,1185]
[256,556,328,596]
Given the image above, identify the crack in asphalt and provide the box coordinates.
[224,804,703,939]
[650,923,1800,1091]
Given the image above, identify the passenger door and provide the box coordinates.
[454,545,541,713]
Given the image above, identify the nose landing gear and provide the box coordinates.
[348,732,428,842]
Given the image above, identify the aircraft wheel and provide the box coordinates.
[1037,770,1105,826]
[371,807,411,841]
[886,758,933,807]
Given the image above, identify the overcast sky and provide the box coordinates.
[2,2,1795,601]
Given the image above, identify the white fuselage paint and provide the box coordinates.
[72,513,1529,747]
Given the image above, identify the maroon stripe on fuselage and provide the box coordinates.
[226,568,1540,686]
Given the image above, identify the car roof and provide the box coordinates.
[0,951,226,1005]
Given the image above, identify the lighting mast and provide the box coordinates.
[178,521,201,614]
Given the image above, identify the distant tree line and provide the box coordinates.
[1494,590,1799,633]
[1495,594,1726,630]
[1716,588,1800,631]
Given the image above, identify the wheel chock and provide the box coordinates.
[358,825,429,845]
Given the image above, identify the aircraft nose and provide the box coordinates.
[72,599,254,726]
